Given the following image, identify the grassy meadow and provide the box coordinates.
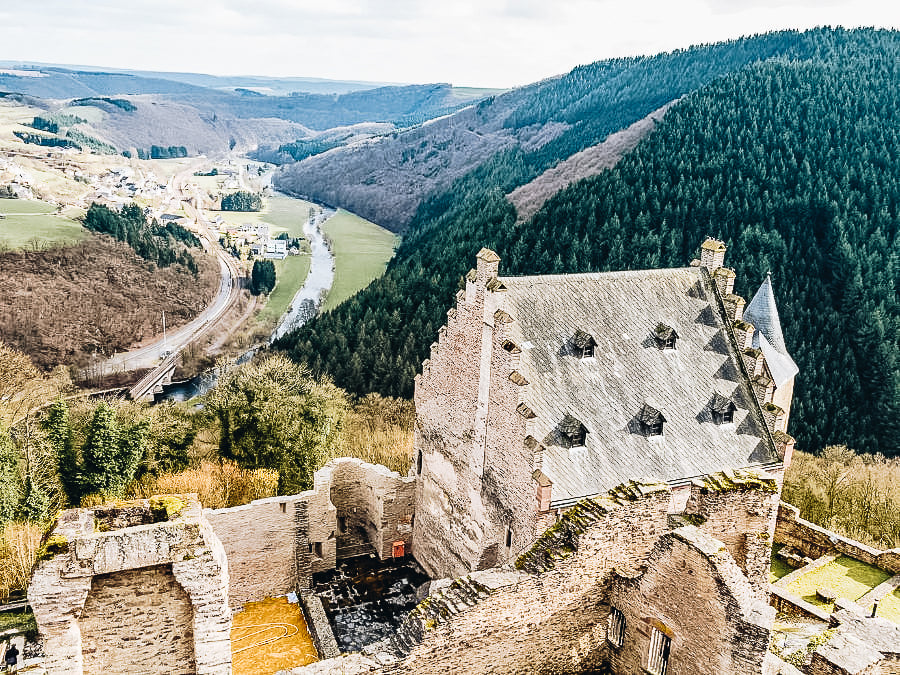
[321,208,397,311]
[255,254,312,328]
[0,198,85,249]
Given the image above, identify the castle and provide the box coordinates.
[27,239,898,674]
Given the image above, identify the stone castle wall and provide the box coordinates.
[28,496,231,675]
[79,565,195,675]
[206,458,414,606]
[205,494,312,606]
[288,476,777,675]
[606,528,773,675]
[775,502,900,574]
[684,472,780,594]
[413,251,539,579]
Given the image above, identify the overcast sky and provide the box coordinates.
[1,1,899,88]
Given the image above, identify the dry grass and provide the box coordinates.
[328,394,415,475]
[0,521,43,601]
[508,100,676,222]
[128,460,278,510]
[783,447,900,549]
[0,234,218,370]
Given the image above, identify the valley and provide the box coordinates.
[0,24,899,675]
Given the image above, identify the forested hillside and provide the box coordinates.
[276,27,900,458]
[275,30,828,231]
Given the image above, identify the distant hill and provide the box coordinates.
[273,31,823,231]
[0,66,492,155]
[0,62,398,95]
[276,27,900,458]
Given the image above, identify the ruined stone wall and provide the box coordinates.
[206,458,411,606]
[775,502,900,573]
[79,565,195,675]
[28,496,231,675]
[386,484,675,674]
[205,495,311,605]
[606,528,773,675]
[683,471,780,593]
[326,458,415,561]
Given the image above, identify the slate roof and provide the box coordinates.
[498,267,778,505]
[743,274,799,387]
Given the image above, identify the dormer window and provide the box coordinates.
[639,404,666,436]
[572,329,596,359]
[653,323,678,350]
[711,394,737,425]
[559,414,587,448]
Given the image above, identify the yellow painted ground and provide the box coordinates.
[231,597,318,675]
[786,555,890,611]
[870,587,900,625]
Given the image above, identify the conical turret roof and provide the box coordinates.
[743,274,798,386]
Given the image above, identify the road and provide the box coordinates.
[96,162,243,375]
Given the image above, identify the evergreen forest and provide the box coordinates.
[83,202,201,272]
[276,27,900,458]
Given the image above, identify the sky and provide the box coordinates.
[1,1,899,88]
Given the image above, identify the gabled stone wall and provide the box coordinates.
[413,250,538,579]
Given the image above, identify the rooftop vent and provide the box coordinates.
[572,329,596,359]
[639,404,666,436]
[559,413,587,448]
[710,393,737,425]
[653,323,678,350]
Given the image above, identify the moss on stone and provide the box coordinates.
[37,534,69,560]
[149,495,185,522]
[696,470,777,494]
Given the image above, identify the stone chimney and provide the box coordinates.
[533,470,552,512]
[476,248,501,284]
[712,266,736,296]
[732,319,756,351]
[700,237,727,271]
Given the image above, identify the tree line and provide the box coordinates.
[83,202,200,273]
[275,27,900,458]
[221,190,263,211]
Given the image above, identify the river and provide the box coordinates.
[156,195,335,403]
[270,206,335,342]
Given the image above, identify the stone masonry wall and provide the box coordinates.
[28,496,231,675]
[413,250,540,579]
[286,477,780,675]
[775,502,900,574]
[79,565,195,675]
[683,470,781,594]
[383,483,676,674]
[413,261,492,578]
[326,459,416,561]
[606,528,773,675]
[206,458,413,607]
[205,495,307,606]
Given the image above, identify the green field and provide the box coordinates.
[215,195,313,238]
[786,555,890,610]
[255,254,312,328]
[234,195,318,331]
[0,199,85,249]
[321,209,397,311]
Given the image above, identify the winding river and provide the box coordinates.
[156,196,335,402]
